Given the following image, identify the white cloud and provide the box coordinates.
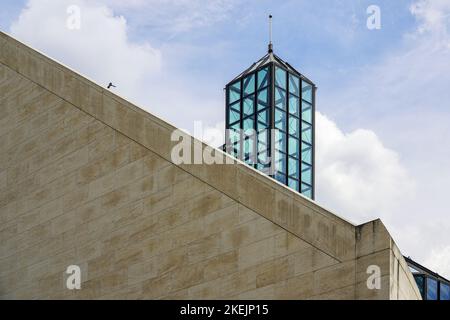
[410,0,450,39]
[102,0,239,36]
[425,246,450,278]
[10,0,161,101]
[315,112,415,224]
[9,0,231,135]
[318,0,450,277]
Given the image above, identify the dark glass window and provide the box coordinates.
[414,275,425,298]
[440,283,450,300]
[427,278,438,300]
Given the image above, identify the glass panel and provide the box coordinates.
[243,74,255,96]
[289,73,300,96]
[230,121,240,130]
[275,172,286,184]
[229,81,241,104]
[288,178,299,191]
[257,130,268,152]
[301,183,312,198]
[275,87,286,111]
[275,67,286,89]
[257,109,269,130]
[288,157,299,179]
[427,278,438,300]
[230,109,241,123]
[302,121,312,144]
[243,95,255,117]
[302,80,312,103]
[288,117,299,138]
[440,283,450,300]
[289,94,300,117]
[257,151,270,171]
[414,275,425,299]
[243,116,254,132]
[302,101,312,124]
[274,109,286,132]
[289,137,299,158]
[257,89,269,111]
[302,144,312,165]
[274,130,286,152]
[257,67,269,89]
[274,151,286,174]
[301,166,312,185]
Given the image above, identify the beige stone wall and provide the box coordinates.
[0,31,420,299]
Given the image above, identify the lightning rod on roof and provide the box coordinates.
[268,14,273,53]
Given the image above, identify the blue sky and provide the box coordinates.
[2,0,450,276]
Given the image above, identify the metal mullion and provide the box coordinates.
[225,85,230,154]
[270,62,275,177]
[299,78,303,195]
[239,78,243,161]
[312,85,316,200]
[252,70,257,168]
[285,68,289,185]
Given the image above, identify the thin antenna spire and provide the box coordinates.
[268,14,273,53]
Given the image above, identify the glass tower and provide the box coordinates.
[224,45,316,199]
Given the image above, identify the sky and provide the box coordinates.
[1,0,449,278]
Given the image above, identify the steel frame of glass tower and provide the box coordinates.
[224,51,316,199]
